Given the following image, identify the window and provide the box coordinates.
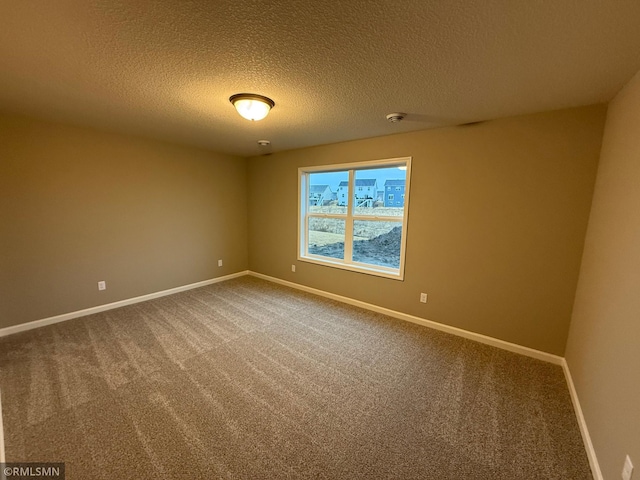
[298,157,411,280]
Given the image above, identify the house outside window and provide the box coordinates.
[299,157,411,279]
[384,179,406,207]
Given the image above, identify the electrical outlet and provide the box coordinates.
[218,259,223,267]
[420,293,427,303]
[623,455,634,480]
[291,265,296,272]
[98,281,106,291]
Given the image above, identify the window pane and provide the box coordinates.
[352,220,402,268]
[354,167,406,217]
[299,157,410,279]
[308,217,345,260]
[308,171,348,214]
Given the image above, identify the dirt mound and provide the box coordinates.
[309,226,401,268]
[353,226,402,267]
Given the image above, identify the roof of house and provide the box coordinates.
[384,179,406,186]
[357,179,377,187]
[338,179,377,187]
[309,184,331,194]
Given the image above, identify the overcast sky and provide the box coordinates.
[309,166,406,192]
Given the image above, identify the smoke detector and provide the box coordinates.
[257,140,271,146]
[386,113,406,123]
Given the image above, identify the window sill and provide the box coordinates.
[298,254,404,281]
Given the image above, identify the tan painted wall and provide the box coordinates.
[248,106,606,355]
[0,113,248,329]
[566,72,640,478]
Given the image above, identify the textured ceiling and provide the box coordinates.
[1,1,640,157]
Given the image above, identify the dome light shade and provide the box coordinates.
[230,93,275,121]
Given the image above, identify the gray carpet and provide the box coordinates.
[0,276,592,479]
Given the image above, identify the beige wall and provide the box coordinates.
[0,113,248,329]
[566,72,640,478]
[0,105,609,356]
[248,105,606,355]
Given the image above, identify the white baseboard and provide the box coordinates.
[248,271,564,365]
[0,387,5,463]
[562,359,602,480]
[0,271,249,339]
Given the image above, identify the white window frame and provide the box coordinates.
[298,157,411,280]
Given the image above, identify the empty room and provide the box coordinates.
[1,1,639,479]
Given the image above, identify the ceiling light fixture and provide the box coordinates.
[230,93,275,121]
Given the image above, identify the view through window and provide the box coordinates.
[299,157,411,279]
